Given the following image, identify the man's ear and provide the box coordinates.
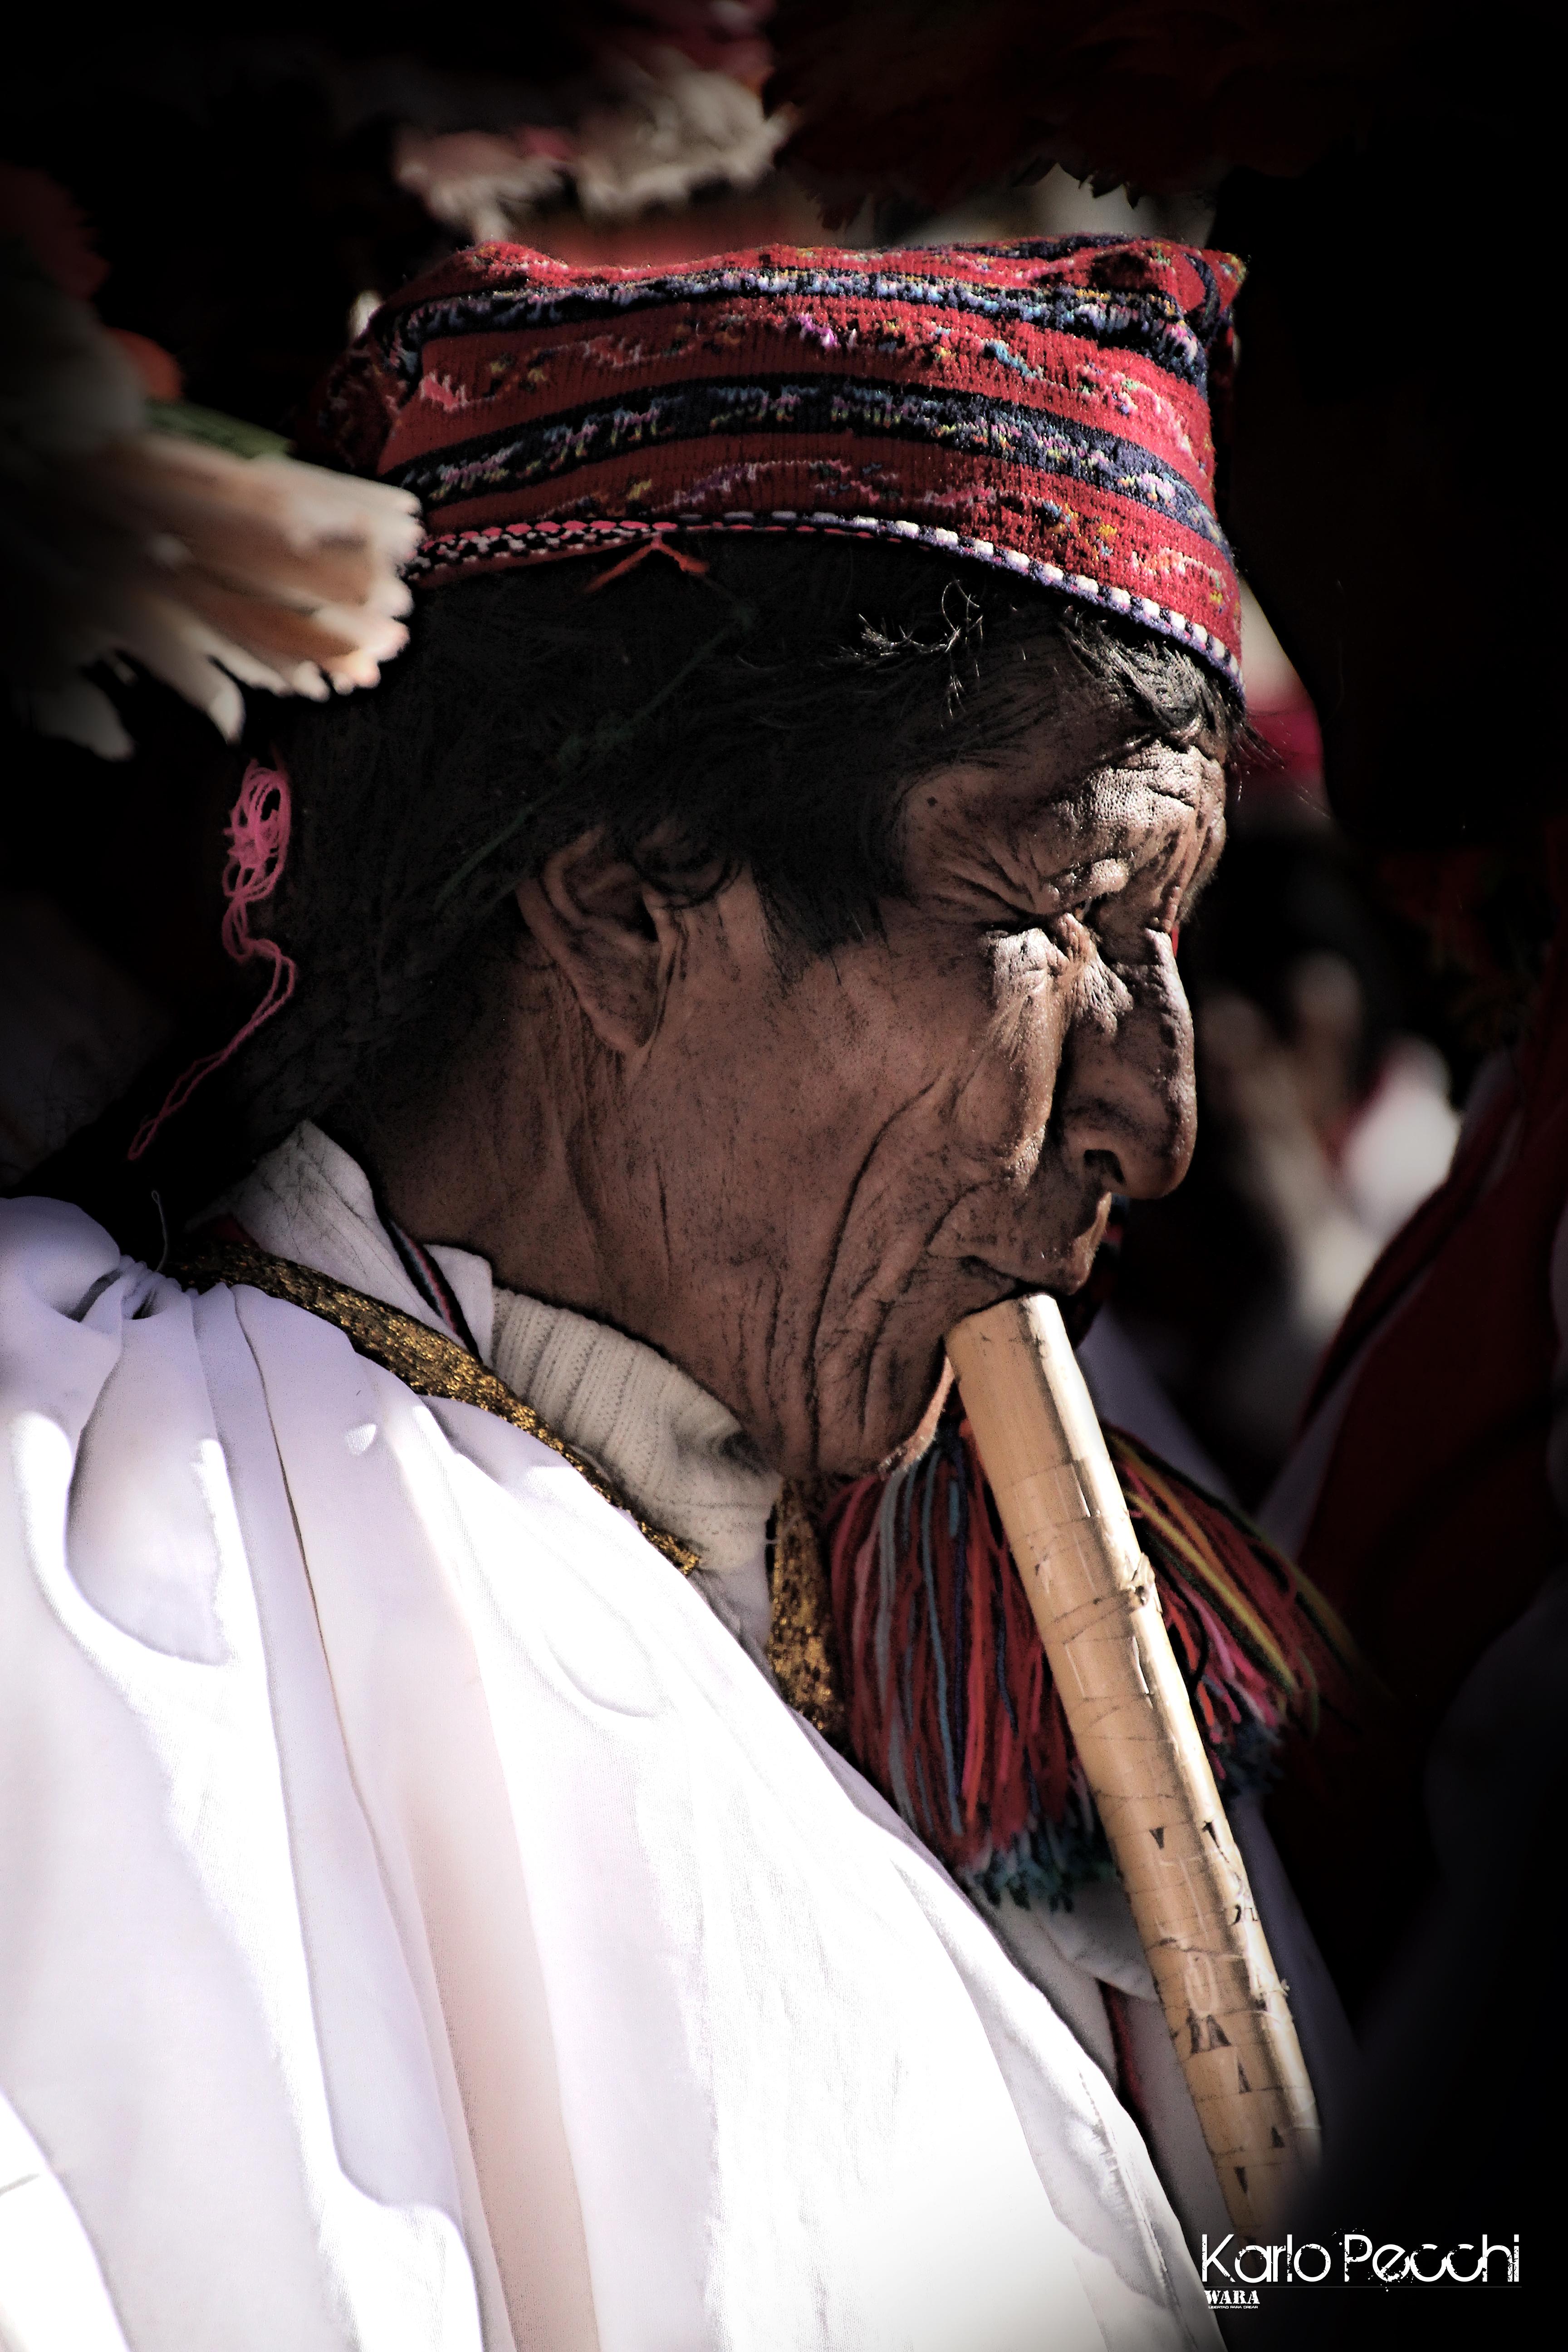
[514,831,678,1055]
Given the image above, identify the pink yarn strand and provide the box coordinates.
[128,762,297,1161]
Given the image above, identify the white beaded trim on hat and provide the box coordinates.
[410,510,1243,687]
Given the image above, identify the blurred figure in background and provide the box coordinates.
[1096,590,1461,1509]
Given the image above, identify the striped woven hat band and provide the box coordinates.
[310,236,1245,683]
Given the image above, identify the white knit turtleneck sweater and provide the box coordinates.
[223,1122,781,1652]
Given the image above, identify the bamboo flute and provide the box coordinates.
[946,1292,1319,2235]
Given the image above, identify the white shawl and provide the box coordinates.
[0,1133,1219,2352]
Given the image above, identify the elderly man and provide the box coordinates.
[1,240,1249,2350]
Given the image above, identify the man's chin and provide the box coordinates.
[815,1239,1100,1480]
[874,1358,956,1480]
[861,1250,1099,1478]
[806,1347,953,1485]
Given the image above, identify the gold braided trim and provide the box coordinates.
[768,1477,848,1749]
[170,1236,699,1576]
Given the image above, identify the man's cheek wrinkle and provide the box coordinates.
[833,1180,978,1319]
[945,1048,1058,1166]
[800,1091,921,1419]
[985,976,1067,1079]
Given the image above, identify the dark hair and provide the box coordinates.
[235,536,1237,1152]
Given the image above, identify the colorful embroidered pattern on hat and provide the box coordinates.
[309,237,1245,682]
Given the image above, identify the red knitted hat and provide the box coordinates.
[309,235,1245,684]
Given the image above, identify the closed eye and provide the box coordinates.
[990,887,1105,927]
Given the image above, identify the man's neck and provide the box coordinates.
[228,1123,779,1618]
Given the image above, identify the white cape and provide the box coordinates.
[0,1186,1217,2352]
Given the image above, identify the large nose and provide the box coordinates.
[1053,941,1197,1200]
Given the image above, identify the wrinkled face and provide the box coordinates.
[604,663,1227,1479]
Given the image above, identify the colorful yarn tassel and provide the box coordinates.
[822,1409,1361,1909]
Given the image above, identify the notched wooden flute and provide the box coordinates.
[946,1292,1320,2234]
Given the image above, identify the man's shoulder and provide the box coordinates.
[0,1196,154,1498]
[0,1191,131,1313]
[0,1196,143,1428]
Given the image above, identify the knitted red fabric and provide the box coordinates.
[305,236,1244,682]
